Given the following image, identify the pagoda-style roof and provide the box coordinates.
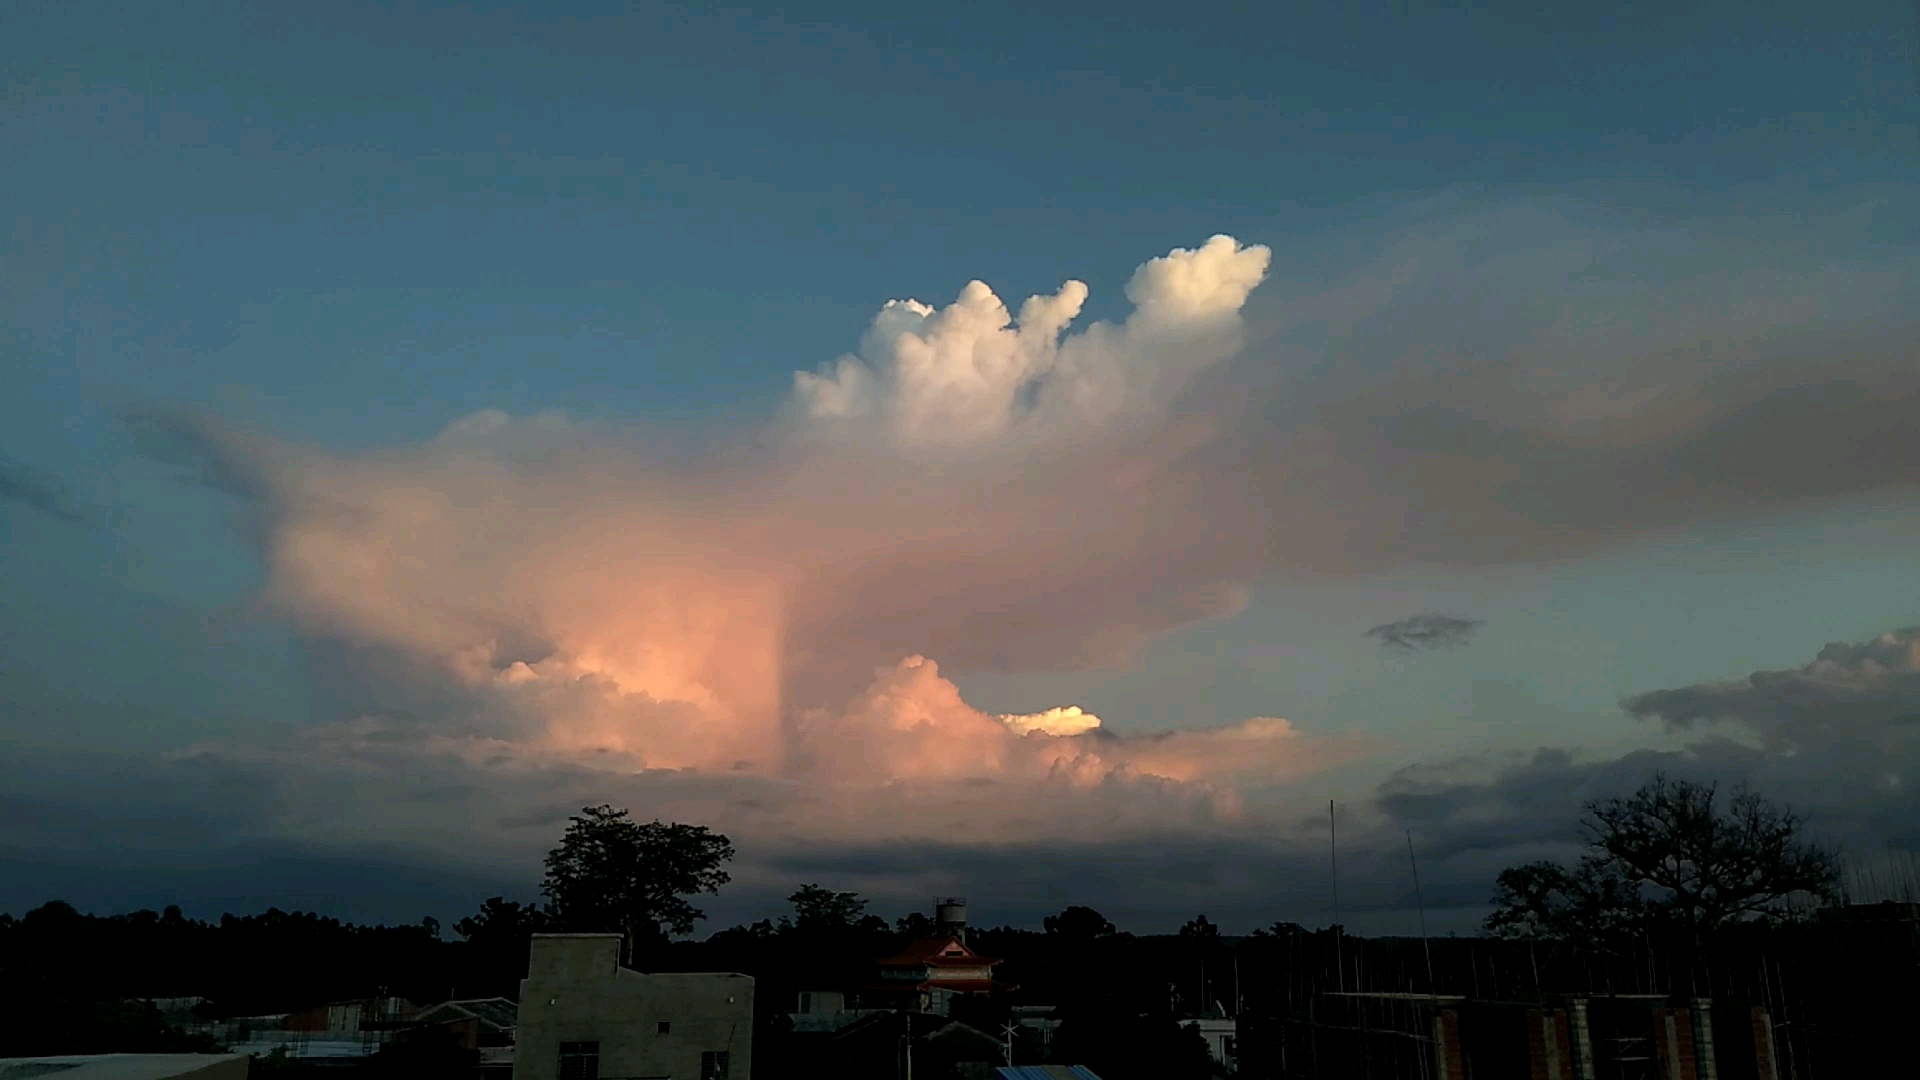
[871,933,1013,997]
[878,934,1000,970]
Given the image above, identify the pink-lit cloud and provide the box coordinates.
[129,201,1920,855]
[151,236,1335,843]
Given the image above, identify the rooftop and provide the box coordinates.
[0,1055,246,1080]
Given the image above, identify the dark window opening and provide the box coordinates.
[701,1050,731,1080]
[658,1020,672,1035]
[559,1040,599,1080]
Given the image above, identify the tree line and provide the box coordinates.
[0,776,1869,1077]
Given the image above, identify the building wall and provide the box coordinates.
[515,934,754,1080]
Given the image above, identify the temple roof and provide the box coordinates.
[878,934,1000,969]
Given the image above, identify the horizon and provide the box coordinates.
[4,0,1919,942]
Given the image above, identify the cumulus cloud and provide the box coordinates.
[792,235,1270,449]
[1363,613,1484,652]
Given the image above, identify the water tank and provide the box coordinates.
[934,897,967,939]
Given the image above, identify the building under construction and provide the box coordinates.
[1238,991,1786,1080]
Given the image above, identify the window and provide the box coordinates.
[558,1041,599,1080]
[657,1021,672,1035]
[700,1050,730,1080]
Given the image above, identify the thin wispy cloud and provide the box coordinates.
[1364,614,1485,653]
[0,462,84,524]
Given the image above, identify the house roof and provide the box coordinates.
[409,998,518,1031]
[0,1055,248,1080]
[997,1067,1105,1080]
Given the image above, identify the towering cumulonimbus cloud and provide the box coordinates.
[143,235,1313,830]
[792,234,1270,449]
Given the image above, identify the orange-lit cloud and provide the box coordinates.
[169,236,1324,840]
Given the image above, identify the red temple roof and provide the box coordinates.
[878,935,1000,969]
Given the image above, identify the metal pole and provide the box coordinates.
[1331,799,1345,993]
[1408,830,1436,991]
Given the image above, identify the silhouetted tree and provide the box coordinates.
[785,884,868,932]
[895,910,936,937]
[1487,774,1841,943]
[541,805,735,965]
[1249,921,1308,938]
[1178,915,1221,942]
[1045,905,1119,939]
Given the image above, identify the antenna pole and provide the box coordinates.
[1408,830,1435,992]
[1330,799,1345,993]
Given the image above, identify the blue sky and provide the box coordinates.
[4,0,1920,932]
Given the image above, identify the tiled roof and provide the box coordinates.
[879,935,1000,968]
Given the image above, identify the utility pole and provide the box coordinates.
[1407,830,1436,992]
[1001,1021,1019,1066]
[1330,799,1345,993]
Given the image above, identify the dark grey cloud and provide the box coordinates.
[1364,613,1484,652]
[1623,626,1920,751]
[1217,190,1920,576]
[1370,626,1920,920]
[0,461,84,523]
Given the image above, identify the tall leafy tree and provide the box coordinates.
[784,884,869,933]
[540,805,735,964]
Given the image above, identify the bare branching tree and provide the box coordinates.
[1585,774,1840,932]
[1486,774,1840,943]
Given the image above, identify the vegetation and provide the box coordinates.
[0,785,1898,1075]
[540,804,736,965]
[1485,774,1842,944]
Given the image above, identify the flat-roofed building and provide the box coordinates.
[513,933,752,1080]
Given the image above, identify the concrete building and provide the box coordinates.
[1177,1013,1237,1072]
[514,933,753,1080]
[0,1055,246,1080]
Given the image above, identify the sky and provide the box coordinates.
[3,0,1920,937]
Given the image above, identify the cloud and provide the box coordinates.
[0,461,84,523]
[121,237,1354,853]
[1364,613,1484,652]
[1624,627,1920,750]
[1364,625,1920,922]
[1229,190,1920,573]
[791,235,1270,450]
[113,200,1920,895]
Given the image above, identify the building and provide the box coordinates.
[402,997,518,1050]
[396,998,518,1078]
[0,1055,247,1080]
[994,1067,1106,1080]
[1176,1011,1237,1072]
[283,996,417,1036]
[866,899,1012,1015]
[1238,992,1786,1080]
[513,933,753,1080]
[783,1010,1006,1080]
